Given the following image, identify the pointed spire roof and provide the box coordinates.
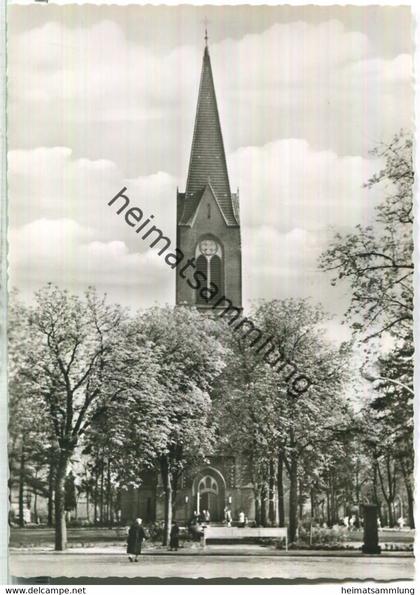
[180,44,238,226]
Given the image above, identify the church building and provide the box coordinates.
[121,39,258,524]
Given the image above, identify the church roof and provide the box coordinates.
[179,45,239,227]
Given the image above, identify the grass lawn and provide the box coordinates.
[9,527,127,548]
[346,529,414,543]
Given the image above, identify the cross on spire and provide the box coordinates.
[203,17,209,47]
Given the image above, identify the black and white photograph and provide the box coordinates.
[4,1,416,587]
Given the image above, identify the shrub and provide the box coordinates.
[297,525,347,546]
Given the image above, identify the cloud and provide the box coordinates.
[215,21,412,157]
[8,136,387,313]
[241,224,350,312]
[8,218,174,309]
[229,138,385,233]
[8,18,412,173]
[8,146,178,250]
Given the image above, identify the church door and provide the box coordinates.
[199,491,220,521]
[197,474,223,521]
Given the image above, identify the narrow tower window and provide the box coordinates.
[196,255,208,305]
[210,255,222,300]
[195,238,224,305]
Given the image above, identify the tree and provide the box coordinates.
[362,340,414,527]
[217,299,352,540]
[319,132,414,526]
[8,294,53,527]
[215,338,282,526]
[136,306,227,545]
[81,329,167,525]
[319,131,413,343]
[12,284,125,549]
[253,299,352,541]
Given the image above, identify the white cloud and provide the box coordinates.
[241,224,349,311]
[8,18,412,172]
[8,146,178,248]
[8,137,387,313]
[8,218,174,309]
[230,138,385,233]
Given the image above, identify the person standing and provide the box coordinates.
[169,521,180,551]
[127,518,146,562]
[227,508,232,527]
[224,506,232,527]
[238,511,245,528]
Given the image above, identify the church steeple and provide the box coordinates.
[179,43,238,227]
[176,39,242,311]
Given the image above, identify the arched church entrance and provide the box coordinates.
[193,467,226,522]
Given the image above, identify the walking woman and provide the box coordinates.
[127,518,147,562]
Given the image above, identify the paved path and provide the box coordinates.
[10,552,414,581]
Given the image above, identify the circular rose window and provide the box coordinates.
[199,239,217,257]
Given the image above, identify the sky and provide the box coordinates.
[7,5,413,342]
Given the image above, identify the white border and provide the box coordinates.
[1,0,418,590]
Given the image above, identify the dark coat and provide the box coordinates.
[127,524,146,555]
[169,524,180,548]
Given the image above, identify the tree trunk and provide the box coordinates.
[298,480,304,520]
[254,492,261,527]
[399,457,414,529]
[310,488,315,520]
[377,454,396,527]
[100,460,104,525]
[161,455,172,546]
[47,457,55,527]
[86,480,90,524]
[372,462,383,525]
[18,443,25,528]
[330,474,337,525]
[387,500,394,528]
[171,472,179,522]
[326,490,331,527]
[94,470,98,525]
[54,453,68,551]
[277,454,285,527]
[288,452,298,542]
[268,459,275,525]
[406,486,414,529]
[261,482,268,527]
[386,455,395,527]
[34,482,38,523]
[108,461,114,526]
[86,491,89,523]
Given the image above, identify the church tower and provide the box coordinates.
[176,39,242,311]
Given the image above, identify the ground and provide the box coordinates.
[9,549,414,581]
[9,528,415,582]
